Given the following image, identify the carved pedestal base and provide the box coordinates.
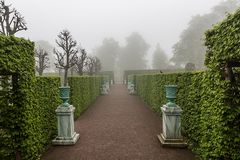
[157,133,187,148]
[158,105,187,148]
[52,105,80,145]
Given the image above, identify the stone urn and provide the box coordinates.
[59,86,70,107]
[165,85,177,107]
[52,85,80,145]
[157,85,187,148]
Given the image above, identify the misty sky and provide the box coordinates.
[10,0,223,67]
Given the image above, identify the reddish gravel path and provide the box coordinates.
[42,85,197,160]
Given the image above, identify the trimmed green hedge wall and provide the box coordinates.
[205,8,240,69]
[33,77,61,159]
[136,72,192,113]
[136,8,240,160]
[0,36,103,159]
[68,76,102,119]
[135,70,240,160]
[0,36,36,160]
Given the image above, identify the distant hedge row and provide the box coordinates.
[68,76,102,119]
[135,70,240,160]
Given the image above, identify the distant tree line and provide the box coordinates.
[170,0,239,69]
[95,0,239,72]
[1,0,239,75]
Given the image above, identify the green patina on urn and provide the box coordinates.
[165,85,177,107]
[59,86,70,107]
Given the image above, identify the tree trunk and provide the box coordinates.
[78,69,83,76]
[16,150,21,160]
[39,69,43,76]
[64,68,68,86]
[71,68,74,76]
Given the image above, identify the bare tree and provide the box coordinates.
[86,56,101,75]
[54,30,78,86]
[0,0,27,36]
[75,48,87,75]
[86,56,94,75]
[94,56,101,74]
[35,48,49,76]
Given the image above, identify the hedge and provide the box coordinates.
[135,72,193,118]
[98,71,114,84]
[0,35,103,159]
[205,8,240,69]
[136,7,240,160]
[135,70,240,160]
[68,76,102,119]
[33,77,61,158]
[0,36,36,160]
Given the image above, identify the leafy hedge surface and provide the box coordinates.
[0,37,60,160]
[205,8,240,69]
[0,36,103,159]
[136,8,240,160]
[135,72,192,114]
[135,71,240,160]
[0,36,36,160]
[68,76,102,119]
[33,77,61,158]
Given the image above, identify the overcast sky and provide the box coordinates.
[10,0,223,64]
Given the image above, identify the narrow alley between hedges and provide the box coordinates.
[42,84,196,160]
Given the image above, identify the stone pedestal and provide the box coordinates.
[105,82,110,92]
[101,83,109,95]
[158,105,187,148]
[127,82,131,90]
[52,105,80,145]
[128,83,135,94]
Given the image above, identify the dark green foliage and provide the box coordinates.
[18,77,61,160]
[135,72,192,114]
[136,7,240,159]
[0,36,103,159]
[68,76,101,119]
[0,36,36,160]
[33,77,61,158]
[135,70,240,159]
[201,7,240,159]
[205,8,240,69]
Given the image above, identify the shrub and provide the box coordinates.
[0,36,103,159]
[68,76,102,119]
[135,70,240,159]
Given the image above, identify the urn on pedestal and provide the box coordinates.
[52,86,80,145]
[157,85,187,148]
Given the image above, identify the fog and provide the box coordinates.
[11,0,223,60]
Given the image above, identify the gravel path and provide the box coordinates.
[42,84,197,160]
